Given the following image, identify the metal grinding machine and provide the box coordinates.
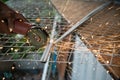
[0,1,48,48]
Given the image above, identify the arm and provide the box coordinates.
[0,1,27,33]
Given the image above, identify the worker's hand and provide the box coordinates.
[0,1,27,34]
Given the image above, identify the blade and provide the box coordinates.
[27,28,48,49]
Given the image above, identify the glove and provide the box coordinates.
[0,1,27,34]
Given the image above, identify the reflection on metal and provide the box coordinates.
[54,1,111,43]
[41,53,50,80]
[40,13,61,62]
[41,12,62,80]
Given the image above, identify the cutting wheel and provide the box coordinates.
[27,28,48,49]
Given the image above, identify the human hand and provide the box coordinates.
[0,1,27,34]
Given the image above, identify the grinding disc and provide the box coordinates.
[27,28,48,49]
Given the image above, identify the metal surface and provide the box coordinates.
[41,53,50,80]
[40,13,60,62]
[76,3,120,79]
[51,0,120,80]
[51,0,106,25]
[54,1,111,43]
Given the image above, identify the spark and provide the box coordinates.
[105,22,109,25]
[2,77,5,80]
[11,48,14,51]
[1,20,4,23]
[15,11,19,13]
[0,46,3,49]
[106,61,109,64]
[19,19,23,22]
[9,28,13,32]
[107,70,109,73]
[12,66,15,70]
[14,49,19,52]
[36,18,41,23]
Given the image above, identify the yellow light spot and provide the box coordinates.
[95,54,98,57]
[11,48,14,51]
[26,39,30,43]
[9,28,13,32]
[91,35,93,39]
[45,26,47,29]
[15,11,19,13]
[14,49,19,52]
[90,18,93,22]
[81,37,85,39]
[2,77,5,80]
[106,61,109,64]
[19,19,23,22]
[99,24,102,27]
[105,22,109,25]
[107,70,109,73]
[68,62,71,65]
[108,6,113,10]
[0,46,3,49]
[1,20,4,23]
[12,66,15,70]
[50,39,53,43]
[36,18,41,23]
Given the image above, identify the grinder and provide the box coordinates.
[0,1,48,48]
[14,20,48,48]
[1,19,48,49]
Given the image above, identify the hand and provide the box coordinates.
[0,1,27,34]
